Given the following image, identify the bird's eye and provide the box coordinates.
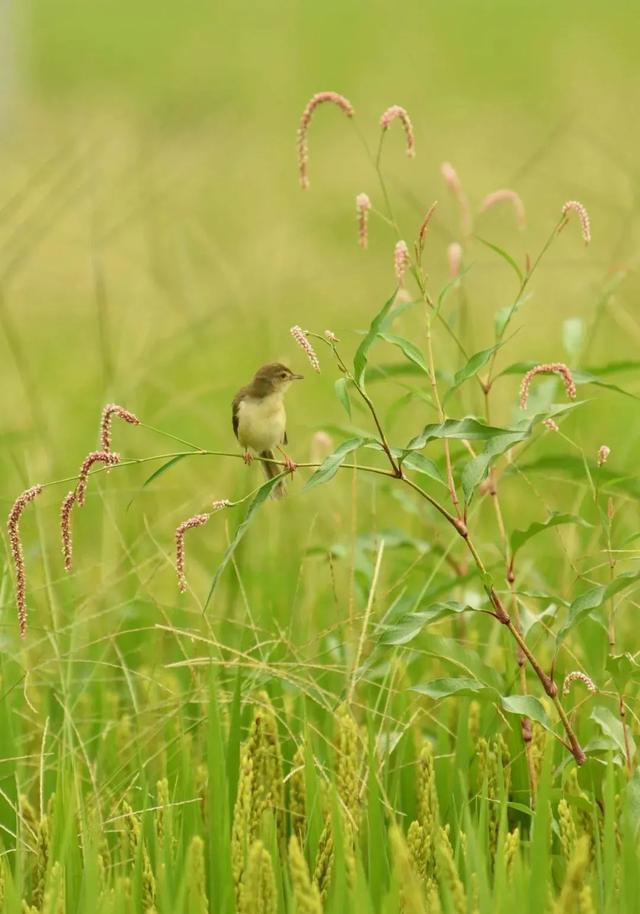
[280,372,287,378]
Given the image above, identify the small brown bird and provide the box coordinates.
[232,362,303,498]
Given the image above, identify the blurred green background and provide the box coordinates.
[1,0,639,639]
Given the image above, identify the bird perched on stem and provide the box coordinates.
[232,362,303,498]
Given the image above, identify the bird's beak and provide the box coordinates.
[291,373,304,380]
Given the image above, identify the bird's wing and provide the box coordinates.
[232,386,248,440]
[284,429,288,445]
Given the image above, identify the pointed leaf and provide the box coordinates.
[379,332,429,373]
[353,292,396,386]
[444,344,501,404]
[510,512,592,560]
[475,235,524,284]
[304,437,370,490]
[405,416,519,453]
[334,378,352,418]
[500,695,553,731]
[412,677,490,700]
[557,570,640,643]
[401,452,447,487]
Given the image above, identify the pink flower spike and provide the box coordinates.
[211,499,231,511]
[356,193,371,249]
[519,363,577,410]
[480,189,526,230]
[290,326,320,373]
[441,161,472,236]
[324,329,340,343]
[562,671,597,696]
[447,242,463,280]
[100,403,140,452]
[561,200,591,245]
[597,445,610,467]
[7,484,43,638]
[394,240,410,284]
[379,105,415,157]
[60,490,76,573]
[418,201,438,250]
[76,451,121,507]
[297,91,355,190]
[176,513,210,592]
[543,418,559,432]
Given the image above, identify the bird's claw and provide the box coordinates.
[243,451,253,465]
[284,456,297,474]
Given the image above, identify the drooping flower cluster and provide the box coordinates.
[290,326,321,373]
[441,161,472,236]
[60,491,76,573]
[418,201,438,251]
[7,485,43,638]
[76,451,121,507]
[480,188,526,229]
[379,105,415,157]
[519,363,577,410]
[297,92,355,190]
[176,513,211,593]
[355,193,371,249]
[562,671,597,696]
[561,200,591,245]
[100,403,140,451]
[394,240,410,284]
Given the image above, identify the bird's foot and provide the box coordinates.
[243,451,253,465]
[283,455,297,474]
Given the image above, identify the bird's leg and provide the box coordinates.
[243,449,253,465]
[277,446,297,474]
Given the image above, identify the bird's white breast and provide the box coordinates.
[237,393,286,453]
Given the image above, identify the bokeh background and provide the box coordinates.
[1,0,639,639]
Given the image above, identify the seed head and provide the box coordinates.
[519,363,577,410]
[480,188,526,229]
[394,240,410,284]
[447,242,463,280]
[290,326,320,373]
[324,329,340,343]
[441,161,472,236]
[379,105,415,157]
[418,201,438,251]
[60,490,76,572]
[76,451,120,507]
[597,445,610,467]
[355,193,371,249]
[297,91,355,190]
[100,403,140,452]
[562,671,597,696]
[212,499,231,511]
[7,484,43,638]
[176,513,210,593]
[561,200,591,245]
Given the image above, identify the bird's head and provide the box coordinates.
[252,362,304,396]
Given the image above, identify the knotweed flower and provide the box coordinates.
[324,329,340,343]
[211,499,231,511]
[418,201,438,251]
[562,671,597,696]
[561,200,591,245]
[297,91,355,190]
[76,450,120,507]
[394,240,410,284]
[290,325,320,372]
[597,445,611,467]
[447,242,463,280]
[543,418,559,432]
[519,363,577,410]
[60,490,76,572]
[441,161,472,236]
[379,105,415,157]
[480,189,526,229]
[100,403,140,451]
[176,513,210,592]
[355,193,371,249]
[7,484,43,638]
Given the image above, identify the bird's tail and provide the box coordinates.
[260,450,286,499]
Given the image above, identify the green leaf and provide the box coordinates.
[126,454,190,510]
[377,601,473,645]
[434,266,472,316]
[500,694,553,731]
[204,474,284,608]
[304,437,369,490]
[334,378,352,418]
[461,427,528,502]
[443,344,501,405]
[412,677,490,700]
[494,292,531,339]
[557,570,640,643]
[353,292,396,387]
[510,512,592,560]
[606,653,640,692]
[572,369,640,402]
[562,317,585,363]
[401,452,447,487]
[379,332,429,373]
[475,235,524,284]
[591,706,636,758]
[405,416,518,453]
